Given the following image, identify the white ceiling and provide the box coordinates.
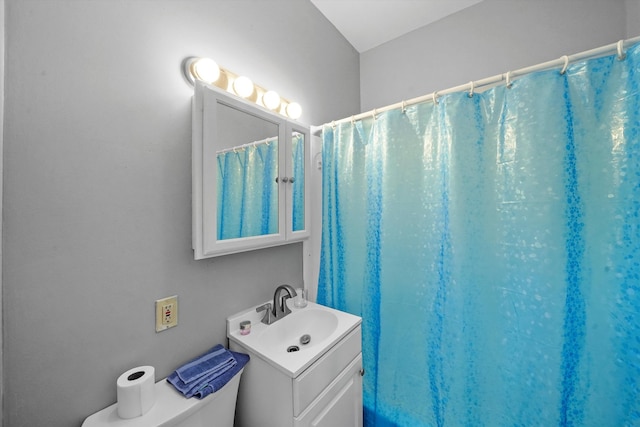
[311,0,483,53]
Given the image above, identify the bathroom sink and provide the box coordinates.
[227,301,361,377]
[260,308,339,353]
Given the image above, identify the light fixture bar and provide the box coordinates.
[182,56,302,120]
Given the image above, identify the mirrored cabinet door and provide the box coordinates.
[215,99,282,241]
[192,82,309,259]
[286,124,310,239]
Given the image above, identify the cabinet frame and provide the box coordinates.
[192,82,310,259]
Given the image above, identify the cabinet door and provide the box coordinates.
[285,123,310,240]
[296,355,363,427]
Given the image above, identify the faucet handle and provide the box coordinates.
[256,303,275,325]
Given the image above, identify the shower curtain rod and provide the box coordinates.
[312,35,640,135]
[216,135,277,155]
[216,131,304,155]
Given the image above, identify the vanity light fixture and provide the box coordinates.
[183,57,221,85]
[183,56,303,120]
[262,90,281,111]
[286,102,302,120]
[232,76,255,98]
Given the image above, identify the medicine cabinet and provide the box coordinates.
[192,81,310,259]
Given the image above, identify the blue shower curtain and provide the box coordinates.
[292,132,305,232]
[318,43,640,426]
[217,139,278,239]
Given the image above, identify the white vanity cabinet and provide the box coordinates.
[229,326,363,427]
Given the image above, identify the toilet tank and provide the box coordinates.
[82,368,244,427]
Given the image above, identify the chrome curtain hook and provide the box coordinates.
[373,109,377,120]
[468,81,475,98]
[432,91,439,105]
[401,100,407,113]
[560,55,569,75]
[617,40,626,60]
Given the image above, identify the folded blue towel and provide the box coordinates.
[191,351,250,399]
[175,344,236,384]
[167,347,250,399]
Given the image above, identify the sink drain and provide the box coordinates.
[287,345,300,353]
[300,334,311,345]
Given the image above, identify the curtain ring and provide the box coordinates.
[560,55,569,75]
[373,109,377,120]
[468,81,475,98]
[505,71,513,88]
[331,120,336,129]
[617,40,626,60]
[401,100,407,113]
[350,115,355,125]
[432,91,439,105]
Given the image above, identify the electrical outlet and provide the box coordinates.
[155,295,178,332]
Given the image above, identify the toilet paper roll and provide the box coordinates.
[116,366,156,419]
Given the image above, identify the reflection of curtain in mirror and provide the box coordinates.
[217,139,278,239]
[318,43,640,426]
[292,133,305,231]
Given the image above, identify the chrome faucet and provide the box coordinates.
[256,284,297,325]
[272,284,297,318]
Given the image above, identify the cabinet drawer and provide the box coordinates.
[293,327,361,416]
[295,354,363,427]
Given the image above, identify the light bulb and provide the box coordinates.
[192,58,220,83]
[263,90,281,110]
[286,102,302,119]
[233,76,254,98]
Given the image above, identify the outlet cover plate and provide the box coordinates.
[156,295,178,332]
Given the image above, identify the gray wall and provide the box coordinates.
[360,0,635,112]
[2,1,359,426]
[0,0,4,423]
[628,0,640,35]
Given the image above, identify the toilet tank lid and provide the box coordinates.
[81,369,244,427]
